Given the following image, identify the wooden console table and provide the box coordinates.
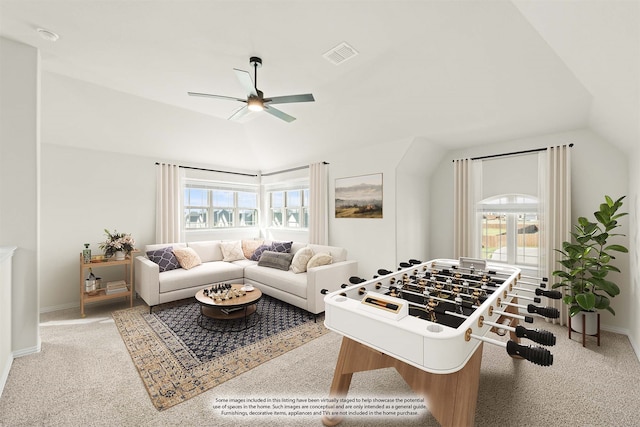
[79,252,136,317]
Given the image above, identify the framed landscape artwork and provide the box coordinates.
[335,173,383,218]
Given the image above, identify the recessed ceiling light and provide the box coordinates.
[36,28,59,42]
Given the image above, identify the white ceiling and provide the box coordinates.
[1,0,638,170]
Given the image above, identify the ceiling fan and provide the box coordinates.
[188,56,315,123]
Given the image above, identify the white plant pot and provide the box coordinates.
[571,311,598,335]
[114,251,126,261]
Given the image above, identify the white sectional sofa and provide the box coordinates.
[135,240,357,315]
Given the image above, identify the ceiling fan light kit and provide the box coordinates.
[188,56,314,122]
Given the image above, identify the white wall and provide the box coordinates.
[430,128,631,334]
[325,138,412,279]
[40,145,157,311]
[396,138,447,265]
[627,147,640,356]
[0,37,40,356]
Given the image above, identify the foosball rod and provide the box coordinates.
[499,300,560,319]
[511,286,563,299]
[446,263,548,282]
[467,333,553,366]
[444,311,556,346]
[409,273,505,290]
[480,319,557,346]
[492,308,534,324]
[505,293,542,303]
[364,282,482,307]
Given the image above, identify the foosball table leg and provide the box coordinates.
[322,336,483,427]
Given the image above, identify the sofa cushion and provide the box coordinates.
[308,244,346,262]
[291,247,314,273]
[258,251,294,271]
[244,264,308,299]
[158,261,244,294]
[250,243,273,261]
[307,252,333,269]
[220,240,245,262]
[145,242,186,253]
[172,247,202,270]
[187,240,223,262]
[271,241,293,253]
[147,246,181,272]
[242,239,264,259]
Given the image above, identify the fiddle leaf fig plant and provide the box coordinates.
[552,195,628,317]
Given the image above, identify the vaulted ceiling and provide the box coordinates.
[1,0,638,170]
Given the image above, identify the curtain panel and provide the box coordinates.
[453,158,479,258]
[156,163,184,244]
[539,145,572,325]
[308,162,328,245]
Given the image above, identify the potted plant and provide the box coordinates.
[99,229,135,260]
[552,195,628,334]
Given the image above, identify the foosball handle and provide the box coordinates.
[377,269,393,276]
[349,276,366,284]
[506,340,553,366]
[515,325,557,346]
[399,262,412,268]
[527,304,560,319]
[409,259,422,265]
[320,289,329,295]
[535,288,563,300]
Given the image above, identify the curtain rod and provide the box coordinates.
[453,143,573,162]
[155,162,258,177]
[261,161,329,177]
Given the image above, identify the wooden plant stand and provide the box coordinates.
[568,312,601,347]
[321,337,483,427]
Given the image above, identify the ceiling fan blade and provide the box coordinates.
[265,94,315,105]
[228,105,250,121]
[233,69,257,97]
[188,92,246,102]
[264,105,296,122]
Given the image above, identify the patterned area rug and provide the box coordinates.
[112,295,328,410]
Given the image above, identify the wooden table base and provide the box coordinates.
[322,337,483,427]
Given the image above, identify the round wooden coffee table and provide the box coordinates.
[195,284,262,331]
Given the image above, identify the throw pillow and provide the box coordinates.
[271,241,293,253]
[307,252,333,269]
[242,239,264,259]
[220,240,245,262]
[146,246,180,272]
[258,251,294,271]
[250,243,273,261]
[172,247,202,270]
[290,247,314,274]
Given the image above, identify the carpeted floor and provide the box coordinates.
[112,295,329,410]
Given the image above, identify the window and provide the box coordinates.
[477,194,539,267]
[268,188,309,228]
[184,183,258,229]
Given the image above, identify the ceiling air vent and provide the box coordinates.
[323,42,358,65]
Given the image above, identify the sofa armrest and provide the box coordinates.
[135,255,160,307]
[306,260,358,314]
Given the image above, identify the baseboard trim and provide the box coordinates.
[0,354,13,398]
[12,338,41,359]
[628,334,640,363]
[40,301,79,313]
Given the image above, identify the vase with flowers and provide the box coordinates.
[99,229,135,260]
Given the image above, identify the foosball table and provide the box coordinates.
[321,258,561,427]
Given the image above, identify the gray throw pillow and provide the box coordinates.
[250,244,273,261]
[258,250,294,271]
[146,246,180,272]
